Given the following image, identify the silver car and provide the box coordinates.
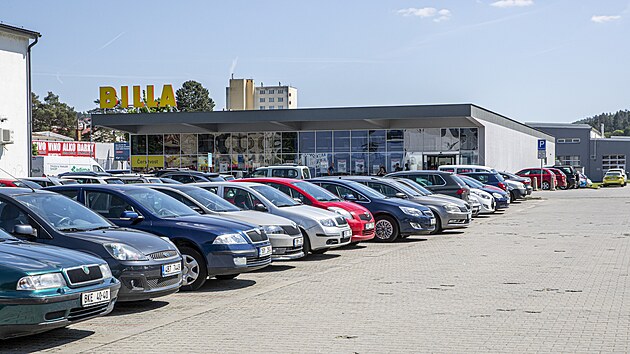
[145,184,305,260]
[193,182,353,255]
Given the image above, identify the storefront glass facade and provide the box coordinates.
[130,128,479,176]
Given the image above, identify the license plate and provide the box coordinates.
[430,218,436,225]
[365,222,374,230]
[81,289,110,307]
[294,237,304,247]
[259,245,272,257]
[162,262,182,277]
[343,230,352,237]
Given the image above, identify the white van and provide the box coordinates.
[437,164,497,174]
[31,156,105,177]
[249,165,312,179]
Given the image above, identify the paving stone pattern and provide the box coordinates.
[2,187,629,353]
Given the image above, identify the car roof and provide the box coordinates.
[387,170,452,175]
[0,188,57,197]
[241,177,299,184]
[194,181,263,188]
[46,184,147,192]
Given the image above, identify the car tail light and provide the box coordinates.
[497,182,507,191]
[456,188,466,195]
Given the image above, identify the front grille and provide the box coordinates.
[246,255,272,267]
[68,302,110,322]
[146,275,181,290]
[148,250,179,260]
[359,213,372,221]
[335,216,348,226]
[362,229,375,236]
[65,265,103,286]
[272,246,303,255]
[281,225,301,236]
[246,229,268,242]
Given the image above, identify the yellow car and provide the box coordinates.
[603,171,626,187]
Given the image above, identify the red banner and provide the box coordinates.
[34,140,95,157]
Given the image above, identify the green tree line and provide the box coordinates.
[575,109,630,137]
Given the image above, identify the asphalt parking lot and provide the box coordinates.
[3,186,630,353]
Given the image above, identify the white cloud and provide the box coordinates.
[397,7,451,22]
[490,0,534,8]
[591,15,621,23]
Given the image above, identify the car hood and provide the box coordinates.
[168,214,259,234]
[276,205,340,221]
[0,240,105,274]
[379,197,431,211]
[408,196,462,208]
[319,201,370,213]
[424,194,468,206]
[217,210,294,227]
[67,228,178,255]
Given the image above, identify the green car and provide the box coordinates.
[0,228,120,340]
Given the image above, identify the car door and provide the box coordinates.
[0,197,49,240]
[84,190,142,228]
[423,174,452,196]
[223,186,265,211]
[158,189,204,214]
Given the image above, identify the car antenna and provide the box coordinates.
[0,167,36,193]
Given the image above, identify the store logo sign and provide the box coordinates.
[99,84,176,109]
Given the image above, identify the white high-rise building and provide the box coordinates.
[254,84,297,110]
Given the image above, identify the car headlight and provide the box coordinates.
[399,206,423,217]
[320,218,336,227]
[472,190,490,199]
[213,233,248,245]
[422,210,434,217]
[444,204,460,213]
[492,193,503,199]
[327,207,352,219]
[104,243,149,261]
[17,273,67,291]
[263,225,284,235]
[99,263,113,279]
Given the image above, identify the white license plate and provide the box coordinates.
[162,262,182,277]
[81,289,110,307]
[259,245,272,257]
[430,218,436,225]
[365,222,375,230]
[343,230,352,237]
[294,237,304,247]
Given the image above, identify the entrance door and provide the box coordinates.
[424,154,457,170]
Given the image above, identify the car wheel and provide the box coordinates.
[311,248,328,254]
[542,181,550,190]
[510,191,517,202]
[429,215,442,235]
[374,215,399,242]
[179,246,207,291]
[559,185,567,190]
[301,229,311,255]
[215,274,239,280]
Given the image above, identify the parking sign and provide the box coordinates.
[538,139,546,151]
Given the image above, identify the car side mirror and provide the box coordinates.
[343,194,357,201]
[254,204,268,212]
[14,224,34,238]
[394,192,407,199]
[120,211,143,224]
[293,198,303,204]
[191,206,204,214]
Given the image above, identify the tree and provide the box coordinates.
[32,92,78,138]
[176,80,215,112]
[86,99,128,142]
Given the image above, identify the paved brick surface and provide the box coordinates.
[2,187,630,353]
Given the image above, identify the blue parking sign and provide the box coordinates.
[538,139,546,151]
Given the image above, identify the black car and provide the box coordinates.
[546,165,579,189]
[0,188,182,302]
[385,171,470,202]
[159,171,225,184]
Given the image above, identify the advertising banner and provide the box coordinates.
[131,155,164,169]
[114,142,130,161]
[34,140,95,157]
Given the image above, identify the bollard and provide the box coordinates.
[532,177,538,191]
[550,177,556,191]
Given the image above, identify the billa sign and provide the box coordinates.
[99,84,176,109]
[34,140,95,157]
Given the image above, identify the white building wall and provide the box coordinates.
[254,85,297,110]
[480,120,555,172]
[0,31,30,178]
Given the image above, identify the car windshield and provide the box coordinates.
[105,178,124,184]
[179,187,240,212]
[13,180,42,189]
[395,179,432,195]
[127,189,198,218]
[388,180,423,197]
[293,181,340,201]
[15,193,113,232]
[0,228,17,241]
[344,180,387,199]
[451,175,469,188]
[606,172,621,176]
[459,175,484,188]
[251,185,298,207]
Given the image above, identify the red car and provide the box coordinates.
[0,179,41,189]
[515,168,557,190]
[546,168,567,189]
[238,178,375,243]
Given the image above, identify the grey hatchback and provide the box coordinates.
[385,171,470,202]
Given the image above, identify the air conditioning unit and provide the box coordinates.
[0,128,14,144]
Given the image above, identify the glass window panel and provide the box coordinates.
[370,153,386,175]
[181,134,197,155]
[387,130,404,140]
[215,133,231,154]
[351,153,367,175]
[333,131,350,152]
[282,132,297,154]
[387,140,403,152]
[216,154,231,173]
[198,134,214,154]
[441,128,460,151]
[131,135,147,155]
[316,131,332,153]
[231,133,247,154]
[265,132,282,155]
[180,155,198,170]
[351,130,368,153]
[164,134,180,155]
[460,151,479,165]
[387,153,404,172]
[248,133,264,154]
[299,132,315,153]
[165,155,180,168]
[368,130,386,152]
[197,155,209,172]
[460,128,478,151]
[423,128,441,152]
[404,129,423,153]
[282,154,297,164]
[147,135,163,155]
[334,153,350,175]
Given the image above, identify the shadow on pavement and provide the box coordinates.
[108,300,170,317]
[196,279,256,293]
[0,328,94,353]
[340,243,368,250]
[299,253,341,262]
[439,230,465,235]
[397,237,428,243]
[251,264,296,273]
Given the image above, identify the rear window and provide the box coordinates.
[450,175,467,188]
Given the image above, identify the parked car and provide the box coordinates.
[467,187,496,214]
[46,184,271,291]
[159,171,225,183]
[160,177,183,184]
[0,179,42,189]
[499,171,533,195]
[385,171,470,202]
[1,189,182,302]
[22,177,78,187]
[547,165,579,189]
[392,178,481,217]
[58,172,124,185]
[515,168,557,190]
[546,168,568,189]
[460,172,507,191]
[0,231,120,340]
[341,176,471,234]
[603,171,626,187]
[238,177,375,243]
[248,165,312,179]
[116,174,163,184]
[193,181,352,254]
[309,178,436,241]
[458,175,509,209]
[577,172,592,188]
[607,168,627,182]
[437,165,496,173]
[145,184,304,260]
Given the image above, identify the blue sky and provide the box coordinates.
[3,0,629,122]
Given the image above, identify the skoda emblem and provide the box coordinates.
[82,266,90,275]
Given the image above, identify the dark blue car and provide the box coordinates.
[46,185,272,291]
[458,175,510,209]
[309,178,436,242]
[0,188,182,302]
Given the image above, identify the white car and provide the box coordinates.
[59,172,124,185]
[249,165,311,179]
[469,188,496,214]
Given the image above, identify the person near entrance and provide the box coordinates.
[327,163,335,176]
[394,163,403,172]
[377,165,387,176]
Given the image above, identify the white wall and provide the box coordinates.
[481,120,555,172]
[0,31,29,178]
